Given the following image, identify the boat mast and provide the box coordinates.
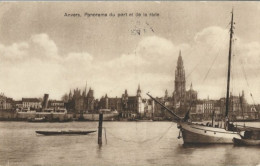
[225,10,234,118]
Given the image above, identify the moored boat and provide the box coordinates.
[28,117,46,122]
[233,138,260,146]
[147,92,243,144]
[36,130,96,135]
[233,130,260,146]
[179,122,241,144]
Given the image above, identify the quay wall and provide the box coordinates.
[0,110,118,121]
[67,113,119,121]
[0,110,16,120]
[16,112,67,120]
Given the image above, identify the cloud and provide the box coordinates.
[30,34,58,56]
[94,36,181,96]
[0,42,29,61]
[1,28,260,103]
[0,34,94,99]
[186,27,260,102]
[195,26,228,46]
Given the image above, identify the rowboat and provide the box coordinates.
[36,130,96,135]
[233,138,260,146]
[233,130,260,146]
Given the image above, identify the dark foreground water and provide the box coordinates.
[0,121,259,166]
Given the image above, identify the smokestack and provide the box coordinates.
[42,94,49,109]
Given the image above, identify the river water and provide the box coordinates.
[0,121,259,166]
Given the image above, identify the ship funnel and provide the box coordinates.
[42,94,49,109]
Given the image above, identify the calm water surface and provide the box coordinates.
[0,121,259,166]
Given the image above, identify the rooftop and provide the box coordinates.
[22,98,41,102]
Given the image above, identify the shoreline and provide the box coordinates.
[0,119,259,123]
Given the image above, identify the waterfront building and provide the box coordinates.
[72,89,84,113]
[99,94,122,111]
[152,97,165,118]
[203,97,215,119]
[98,95,108,109]
[121,90,138,118]
[48,100,65,109]
[0,94,14,110]
[191,98,221,120]
[85,88,95,112]
[143,99,155,118]
[15,100,23,109]
[230,92,248,119]
[219,91,250,120]
[121,85,144,118]
[164,89,172,106]
[214,100,222,120]
[195,100,204,114]
[22,98,41,110]
[0,94,7,109]
[5,98,14,110]
[65,83,97,113]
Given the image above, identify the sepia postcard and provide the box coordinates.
[0,1,260,166]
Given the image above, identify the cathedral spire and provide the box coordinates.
[177,50,183,68]
[174,49,186,104]
[82,81,88,97]
[137,84,141,97]
[165,89,168,99]
[69,89,72,99]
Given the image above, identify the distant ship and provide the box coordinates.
[148,10,259,144]
[28,117,46,122]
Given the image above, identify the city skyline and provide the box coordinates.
[1,2,260,103]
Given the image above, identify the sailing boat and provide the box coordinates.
[148,93,242,144]
[147,10,244,144]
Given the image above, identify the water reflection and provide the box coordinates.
[96,144,103,159]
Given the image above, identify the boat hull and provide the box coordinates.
[179,122,241,144]
[233,138,260,146]
[36,130,96,135]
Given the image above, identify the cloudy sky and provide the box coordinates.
[1,2,260,102]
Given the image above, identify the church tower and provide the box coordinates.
[137,84,141,97]
[165,89,168,99]
[136,84,143,115]
[105,94,109,109]
[69,89,72,100]
[174,50,186,103]
[83,81,87,97]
